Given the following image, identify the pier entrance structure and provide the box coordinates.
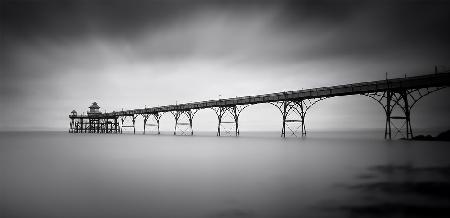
[69,102,120,133]
[69,70,450,139]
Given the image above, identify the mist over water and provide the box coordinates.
[1,131,449,217]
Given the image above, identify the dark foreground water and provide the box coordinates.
[1,131,450,218]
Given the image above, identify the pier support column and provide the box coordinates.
[365,86,445,139]
[213,105,248,136]
[271,98,324,137]
[385,91,392,139]
[172,111,180,135]
[132,115,136,134]
[120,115,137,134]
[143,113,162,135]
[69,118,74,133]
[171,110,199,135]
[143,114,149,135]
[121,117,124,134]
[114,117,118,133]
[90,118,94,133]
[153,113,162,135]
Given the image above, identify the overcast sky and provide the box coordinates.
[1,0,449,132]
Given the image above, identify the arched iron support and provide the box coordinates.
[364,86,446,140]
[171,109,200,135]
[141,112,164,135]
[212,105,249,136]
[270,97,327,137]
[407,87,446,109]
[142,114,150,135]
[151,112,163,135]
[120,114,138,134]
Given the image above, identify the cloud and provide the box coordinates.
[1,0,449,130]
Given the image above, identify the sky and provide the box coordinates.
[1,0,449,132]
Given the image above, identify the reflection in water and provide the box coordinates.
[1,131,450,218]
[209,208,255,218]
[329,164,450,217]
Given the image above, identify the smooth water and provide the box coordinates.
[1,131,449,218]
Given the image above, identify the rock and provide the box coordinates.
[436,130,450,141]
[411,130,450,141]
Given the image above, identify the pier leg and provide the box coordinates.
[215,108,223,136]
[114,118,117,133]
[121,117,124,134]
[157,119,160,135]
[385,91,392,139]
[143,115,148,135]
[171,110,196,136]
[300,101,306,136]
[233,106,239,136]
[365,87,443,139]
[282,102,287,137]
[186,110,198,136]
[133,116,136,135]
[234,106,239,136]
[270,99,324,138]
[213,106,247,136]
[189,116,193,136]
[401,90,413,139]
[156,115,161,135]
[172,111,180,135]
[174,115,178,135]
[152,113,162,135]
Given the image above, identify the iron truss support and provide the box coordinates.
[212,105,249,136]
[143,112,163,135]
[69,118,74,133]
[270,98,326,137]
[171,109,200,135]
[142,114,150,135]
[120,114,139,134]
[364,87,445,139]
[87,117,101,133]
[70,116,119,134]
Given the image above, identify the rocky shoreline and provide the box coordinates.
[410,130,450,141]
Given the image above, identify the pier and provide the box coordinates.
[69,69,450,139]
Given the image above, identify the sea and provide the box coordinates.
[1,131,449,218]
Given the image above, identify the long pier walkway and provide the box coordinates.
[69,70,450,139]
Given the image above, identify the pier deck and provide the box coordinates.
[69,71,450,138]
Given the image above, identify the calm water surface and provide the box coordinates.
[1,131,449,218]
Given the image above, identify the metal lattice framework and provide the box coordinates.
[270,98,327,137]
[171,109,200,135]
[69,114,120,134]
[142,114,150,134]
[364,87,445,139]
[212,105,249,136]
[143,112,163,135]
[120,114,139,134]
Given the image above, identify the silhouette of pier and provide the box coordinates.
[69,69,450,139]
